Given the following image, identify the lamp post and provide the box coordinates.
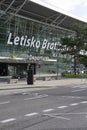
[27,54,34,85]
[37,58,42,77]
[56,51,59,80]
[56,42,61,80]
[73,45,77,75]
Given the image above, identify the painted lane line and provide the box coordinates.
[52,112,87,115]
[72,89,86,92]
[24,94,48,100]
[44,114,70,120]
[70,103,79,106]
[1,118,16,123]
[0,101,10,105]
[80,101,87,104]
[42,109,54,112]
[85,116,87,118]
[71,96,80,99]
[57,106,68,109]
[79,85,87,88]
[52,116,70,120]
[25,112,38,117]
[62,96,80,99]
[72,86,79,88]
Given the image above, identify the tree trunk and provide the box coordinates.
[74,55,76,75]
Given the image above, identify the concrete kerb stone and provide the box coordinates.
[0,78,87,96]
[0,78,87,87]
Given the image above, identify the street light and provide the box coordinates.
[73,45,77,75]
[56,42,61,80]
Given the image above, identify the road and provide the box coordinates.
[0,84,87,129]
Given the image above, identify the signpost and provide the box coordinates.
[38,59,42,77]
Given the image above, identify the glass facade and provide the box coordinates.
[0,15,72,57]
[0,14,73,75]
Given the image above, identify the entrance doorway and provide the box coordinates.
[0,63,8,76]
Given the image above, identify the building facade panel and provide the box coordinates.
[0,3,74,77]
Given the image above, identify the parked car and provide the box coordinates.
[12,72,27,79]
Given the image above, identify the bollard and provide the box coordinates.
[27,65,33,85]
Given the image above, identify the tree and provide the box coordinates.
[61,23,87,74]
[78,55,87,68]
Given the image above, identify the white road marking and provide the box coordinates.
[42,109,54,112]
[72,89,86,92]
[43,114,70,120]
[70,103,79,106]
[57,106,68,109]
[79,85,87,88]
[53,112,87,115]
[61,96,80,99]
[1,118,16,123]
[71,96,80,99]
[25,112,38,117]
[80,101,87,104]
[24,94,48,100]
[72,85,80,88]
[0,101,10,105]
[52,116,70,120]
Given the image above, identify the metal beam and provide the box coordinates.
[0,0,5,5]
[57,15,67,25]
[14,0,27,15]
[44,13,58,22]
[4,0,27,24]
[51,14,62,24]
[0,0,15,18]
[10,13,74,33]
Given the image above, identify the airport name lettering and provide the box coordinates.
[7,33,59,50]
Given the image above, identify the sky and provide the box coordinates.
[47,0,87,19]
[33,0,87,20]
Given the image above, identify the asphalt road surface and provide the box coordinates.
[0,84,87,130]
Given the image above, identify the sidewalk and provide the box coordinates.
[0,78,87,95]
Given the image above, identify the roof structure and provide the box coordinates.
[0,0,87,30]
[0,0,87,32]
[0,0,87,64]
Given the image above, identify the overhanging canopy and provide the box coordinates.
[0,0,87,32]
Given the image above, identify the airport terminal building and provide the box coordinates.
[0,0,87,77]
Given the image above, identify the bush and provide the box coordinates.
[64,74,80,78]
[64,73,87,78]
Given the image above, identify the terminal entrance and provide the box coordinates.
[0,62,36,78]
[0,63,8,76]
[8,63,36,79]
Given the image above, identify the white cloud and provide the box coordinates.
[32,0,81,10]
[82,0,87,6]
[44,0,82,10]
[32,0,87,19]
[45,0,87,19]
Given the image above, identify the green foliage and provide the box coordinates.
[61,24,87,55]
[83,74,87,78]
[61,23,87,71]
[64,74,87,78]
[64,74,79,78]
[77,55,87,68]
